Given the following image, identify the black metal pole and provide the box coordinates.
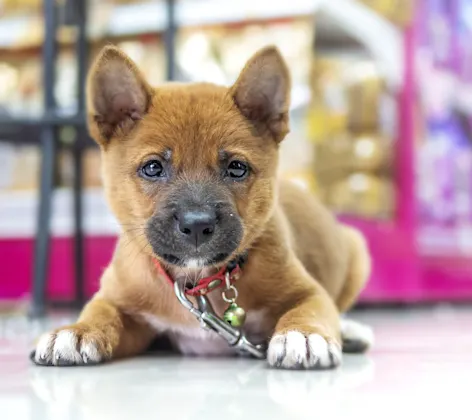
[30,0,58,318]
[76,0,87,111]
[165,0,177,81]
[71,0,88,308]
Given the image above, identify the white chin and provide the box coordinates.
[185,259,207,269]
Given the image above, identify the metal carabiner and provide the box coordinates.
[173,281,266,359]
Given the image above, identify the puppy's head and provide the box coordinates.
[87,45,290,268]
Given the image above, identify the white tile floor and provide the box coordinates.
[1,306,471,420]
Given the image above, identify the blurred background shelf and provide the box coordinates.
[0,188,119,238]
[0,0,319,49]
[0,0,405,127]
[2,0,472,307]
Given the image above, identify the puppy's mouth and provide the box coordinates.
[161,252,230,267]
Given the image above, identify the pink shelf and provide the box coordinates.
[0,237,115,301]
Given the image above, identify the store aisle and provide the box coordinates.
[0,307,471,420]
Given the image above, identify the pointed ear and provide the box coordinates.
[86,46,153,144]
[231,46,291,142]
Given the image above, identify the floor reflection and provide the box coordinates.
[1,307,472,420]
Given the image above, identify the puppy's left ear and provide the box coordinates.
[87,45,153,145]
[231,46,291,143]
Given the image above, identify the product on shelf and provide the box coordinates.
[325,172,395,218]
[0,40,165,118]
[1,0,41,14]
[0,62,18,111]
[307,40,396,219]
[316,132,392,175]
[12,146,40,190]
[177,19,313,85]
[55,51,78,115]
[16,14,42,48]
[0,0,168,116]
[0,142,16,190]
[117,40,165,86]
[358,0,415,27]
[0,58,42,116]
[415,0,472,238]
[346,64,386,131]
[0,143,40,191]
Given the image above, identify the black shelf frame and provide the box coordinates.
[0,0,178,317]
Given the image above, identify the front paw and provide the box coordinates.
[267,331,342,370]
[31,324,112,366]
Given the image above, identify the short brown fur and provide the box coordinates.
[34,45,371,368]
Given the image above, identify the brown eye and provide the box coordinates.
[141,160,165,180]
[227,160,249,180]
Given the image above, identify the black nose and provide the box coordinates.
[177,210,216,247]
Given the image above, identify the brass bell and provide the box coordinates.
[223,302,246,327]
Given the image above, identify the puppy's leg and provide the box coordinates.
[32,298,156,366]
[266,259,342,370]
[340,318,374,353]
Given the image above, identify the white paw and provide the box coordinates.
[267,331,342,369]
[33,329,104,366]
[340,319,374,353]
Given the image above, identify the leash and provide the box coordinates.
[153,254,266,359]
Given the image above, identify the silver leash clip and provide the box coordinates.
[174,281,266,359]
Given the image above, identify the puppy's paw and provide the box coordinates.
[341,319,374,353]
[32,324,111,366]
[267,331,342,370]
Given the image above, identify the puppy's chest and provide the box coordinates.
[141,303,271,356]
[139,267,273,356]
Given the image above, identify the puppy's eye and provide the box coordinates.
[140,160,165,180]
[227,160,248,180]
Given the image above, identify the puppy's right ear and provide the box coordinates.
[87,46,152,145]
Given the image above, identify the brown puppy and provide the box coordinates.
[33,45,372,369]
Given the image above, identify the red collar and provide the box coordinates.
[153,259,242,297]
